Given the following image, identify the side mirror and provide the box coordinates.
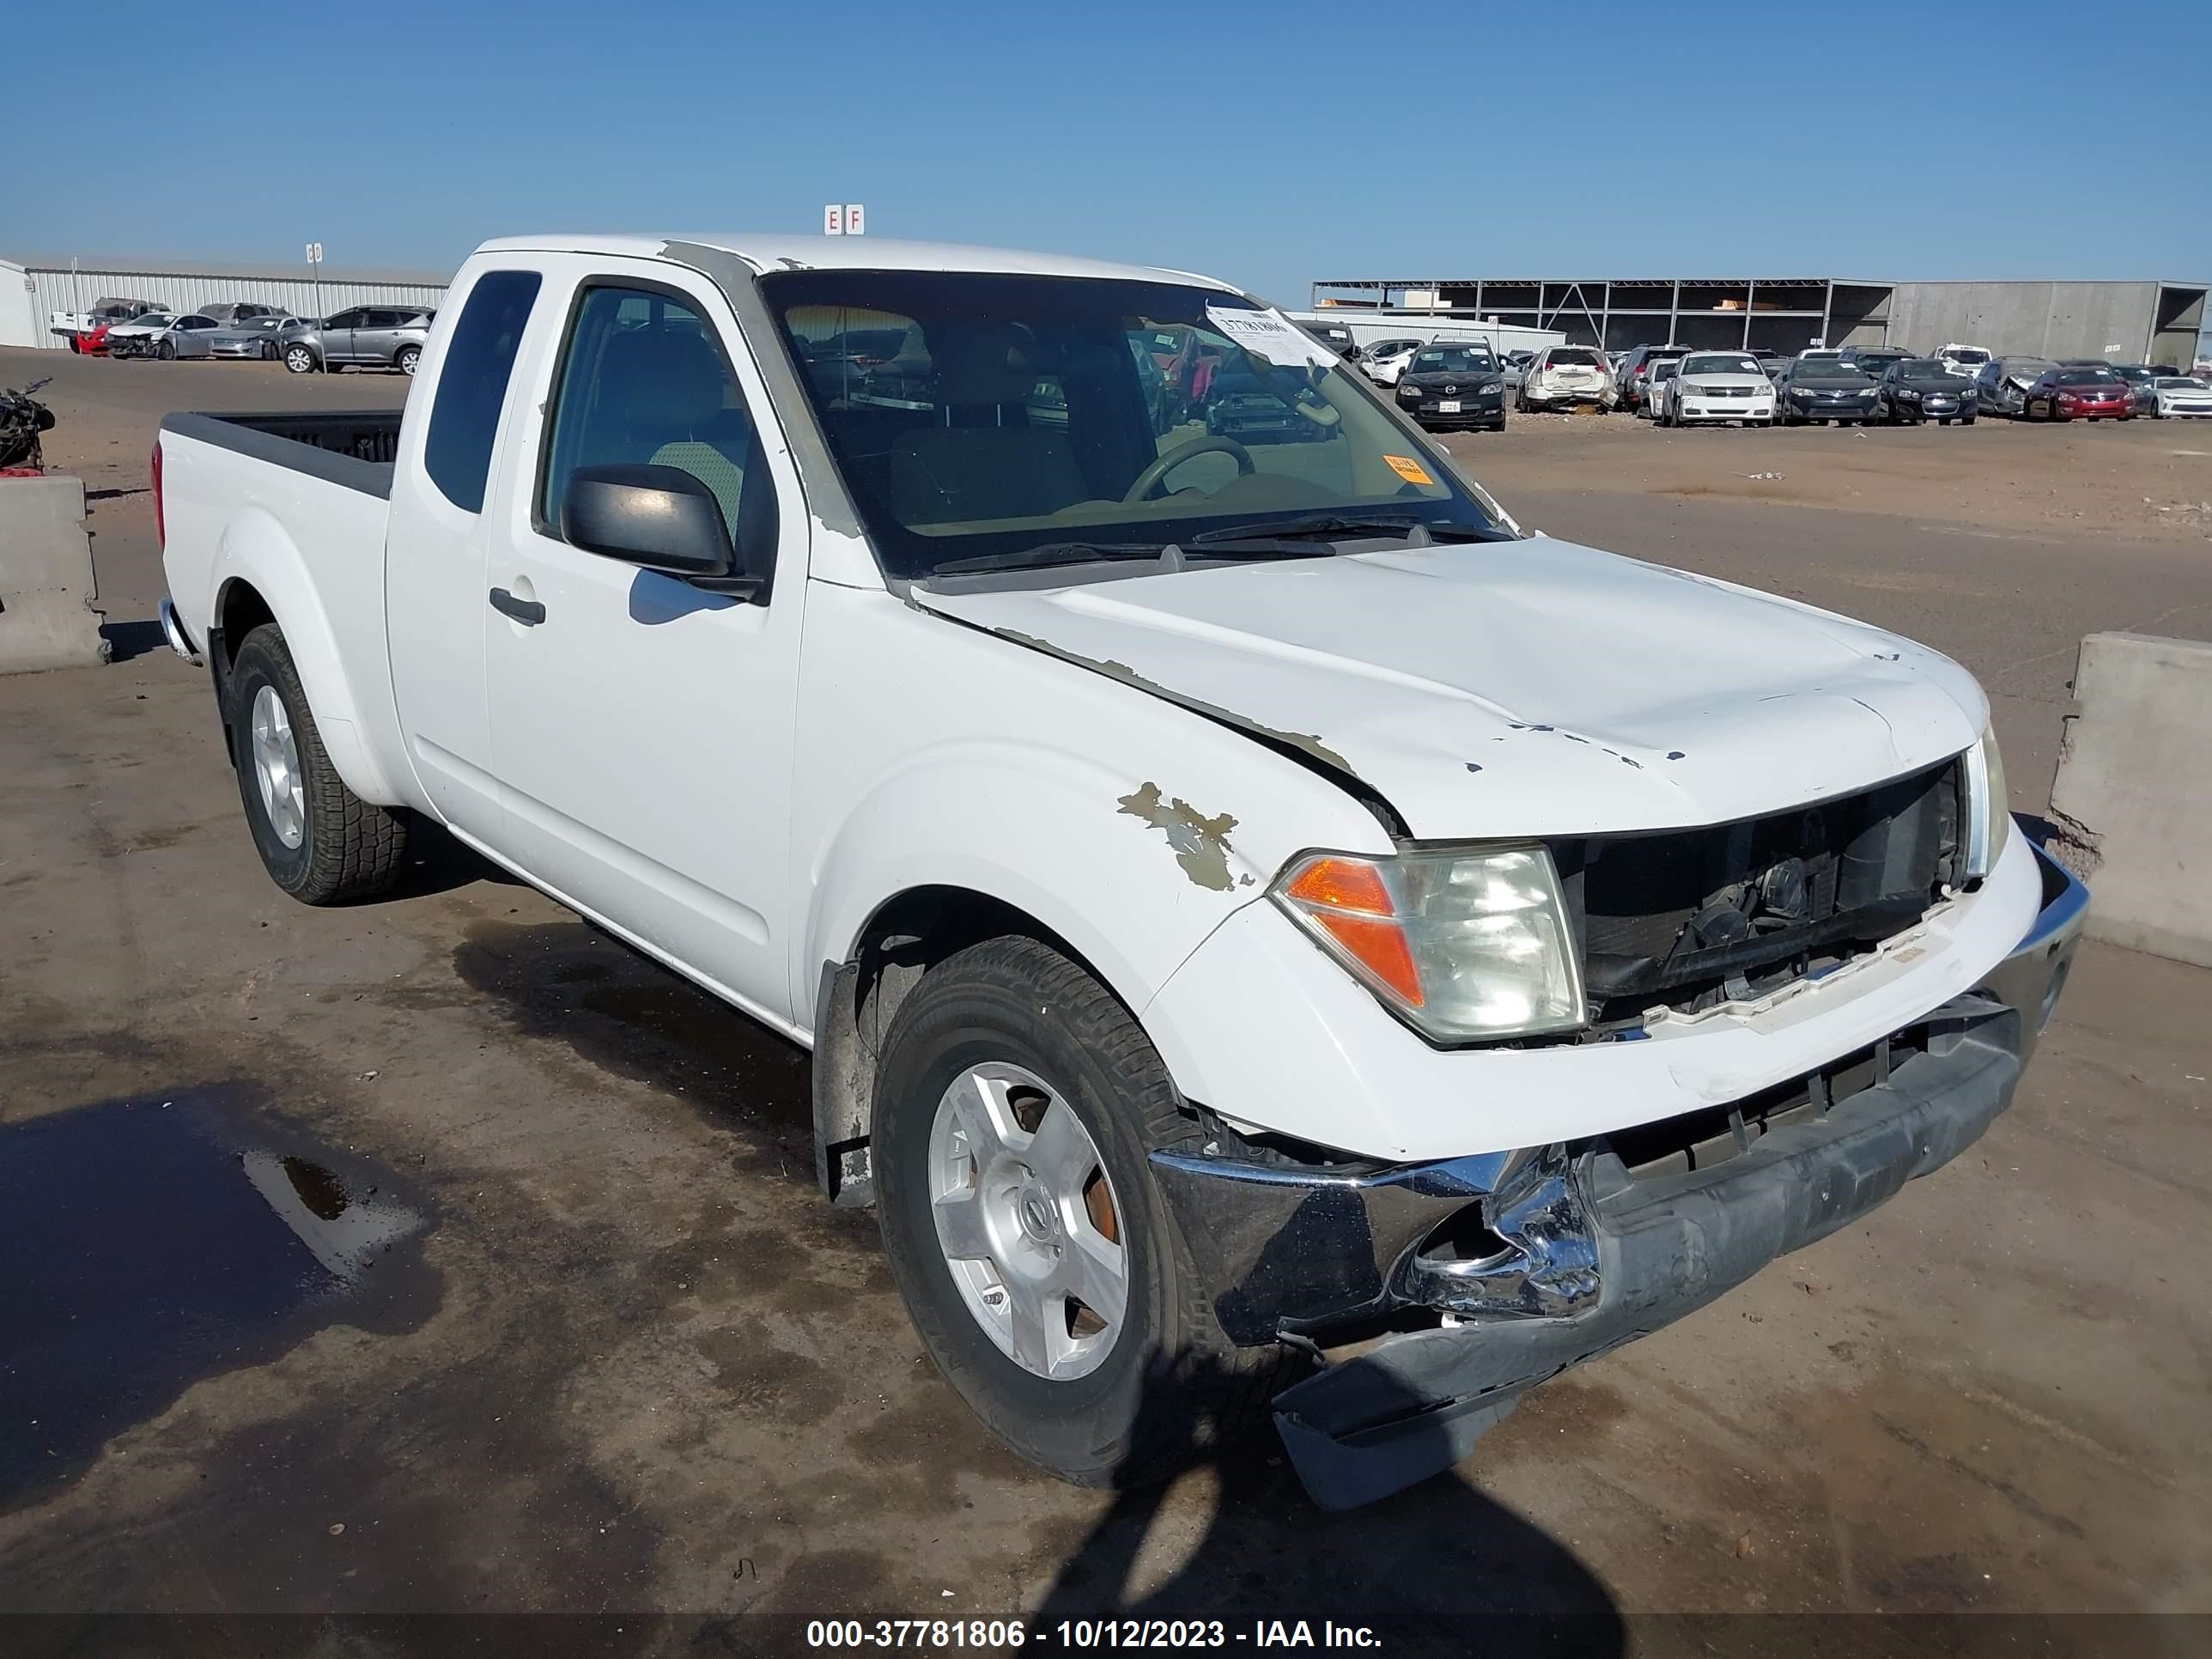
[563,463,760,599]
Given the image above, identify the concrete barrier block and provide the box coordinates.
[2049,632,2212,969]
[0,475,107,673]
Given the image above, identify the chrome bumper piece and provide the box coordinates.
[1149,836,2090,1509]
[158,597,203,665]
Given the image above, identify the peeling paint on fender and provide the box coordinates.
[1117,782,1241,891]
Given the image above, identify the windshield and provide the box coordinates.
[1650,360,1680,382]
[1944,349,1990,364]
[1681,354,1758,376]
[2156,377,2199,389]
[2056,369,2122,386]
[764,270,1498,580]
[1897,360,1958,383]
[1409,347,1496,374]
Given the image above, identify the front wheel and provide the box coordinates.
[872,935,1291,1488]
[396,344,421,377]
[226,624,410,904]
[283,344,317,374]
[156,337,176,361]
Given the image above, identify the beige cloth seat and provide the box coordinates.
[887,322,1086,525]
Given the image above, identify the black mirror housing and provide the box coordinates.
[563,464,753,593]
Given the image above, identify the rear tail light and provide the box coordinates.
[150,439,165,550]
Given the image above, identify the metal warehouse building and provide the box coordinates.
[1308,276,2209,366]
[0,254,449,349]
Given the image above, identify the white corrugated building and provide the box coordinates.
[4,253,450,347]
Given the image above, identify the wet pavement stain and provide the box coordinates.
[0,1086,439,1505]
[451,921,814,1153]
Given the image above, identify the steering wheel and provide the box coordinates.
[1121,435,1255,503]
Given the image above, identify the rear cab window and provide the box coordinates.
[423,270,544,514]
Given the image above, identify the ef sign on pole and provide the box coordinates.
[306,240,324,313]
[822,204,866,236]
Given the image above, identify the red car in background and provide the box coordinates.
[72,323,116,356]
[2020,367,2135,421]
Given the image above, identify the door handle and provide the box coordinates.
[489,586,545,626]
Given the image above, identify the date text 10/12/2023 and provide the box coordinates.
[805,1620,1384,1649]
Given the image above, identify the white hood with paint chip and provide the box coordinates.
[918,536,1984,839]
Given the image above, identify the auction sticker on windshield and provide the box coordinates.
[1205,306,1339,368]
[1383,454,1435,485]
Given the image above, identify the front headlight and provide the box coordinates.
[1272,846,1586,1040]
[1965,724,2011,880]
[1477,381,1502,395]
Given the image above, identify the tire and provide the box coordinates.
[1963,415,1977,426]
[226,624,409,905]
[261,340,277,361]
[395,344,421,377]
[156,337,176,361]
[283,344,317,374]
[872,935,1293,1488]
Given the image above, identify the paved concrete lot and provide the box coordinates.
[3,349,2209,1644]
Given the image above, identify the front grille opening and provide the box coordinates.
[1594,1024,1930,1183]
[1552,759,1963,1024]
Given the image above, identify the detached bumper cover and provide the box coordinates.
[1152,840,2087,1509]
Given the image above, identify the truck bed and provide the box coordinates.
[158,410,403,496]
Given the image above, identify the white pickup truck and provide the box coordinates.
[155,233,2087,1509]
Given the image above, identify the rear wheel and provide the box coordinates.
[872,935,1292,1488]
[396,344,421,377]
[227,625,409,904]
[283,344,316,374]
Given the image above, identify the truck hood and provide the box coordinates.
[916,536,1984,838]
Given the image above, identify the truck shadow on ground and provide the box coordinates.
[1029,1357,1625,1655]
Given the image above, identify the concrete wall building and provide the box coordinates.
[1310,276,2208,365]
[0,258,39,349]
[8,253,449,347]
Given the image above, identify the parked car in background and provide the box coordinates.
[1356,338,1427,386]
[139,315,226,360]
[2018,366,2133,421]
[1517,344,1612,411]
[1755,351,1793,383]
[1299,318,1358,357]
[1394,343,1506,432]
[2151,374,2212,418]
[1638,356,1682,418]
[1876,359,1978,425]
[1502,349,1534,392]
[1972,356,2056,418]
[207,314,306,360]
[2108,364,2159,415]
[1200,364,1334,445]
[198,301,283,328]
[1796,347,1844,364]
[1613,343,1686,413]
[1652,351,1776,427]
[280,307,437,375]
[1839,346,1911,381]
[1933,343,1992,380]
[1776,358,1881,425]
[101,313,179,358]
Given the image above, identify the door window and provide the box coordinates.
[325,309,362,330]
[538,284,758,548]
[423,269,542,514]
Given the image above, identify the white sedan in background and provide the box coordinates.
[2152,375,2212,418]
[1652,351,1778,427]
[1355,337,1425,386]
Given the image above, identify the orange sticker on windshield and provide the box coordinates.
[1383,454,1434,485]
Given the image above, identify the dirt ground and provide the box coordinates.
[3,349,2209,1654]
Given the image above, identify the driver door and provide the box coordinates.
[481,259,810,1025]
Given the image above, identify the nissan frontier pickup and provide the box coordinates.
[154,233,2087,1508]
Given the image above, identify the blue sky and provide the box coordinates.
[5,0,2207,302]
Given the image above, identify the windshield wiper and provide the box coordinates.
[931,540,1170,576]
[1189,513,1499,547]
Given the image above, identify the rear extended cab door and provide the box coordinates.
[476,253,812,1033]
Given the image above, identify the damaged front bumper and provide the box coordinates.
[1150,838,2088,1509]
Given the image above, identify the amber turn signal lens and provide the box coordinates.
[1310,911,1425,1007]
[1283,856,1395,916]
